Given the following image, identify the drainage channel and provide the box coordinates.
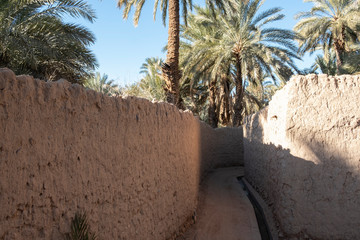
[237,176,272,240]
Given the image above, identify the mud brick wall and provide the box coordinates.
[0,68,243,240]
[243,74,360,240]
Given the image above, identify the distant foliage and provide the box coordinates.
[122,57,210,123]
[122,57,166,101]
[139,57,167,101]
[82,72,121,97]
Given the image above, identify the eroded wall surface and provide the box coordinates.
[0,68,243,240]
[243,74,360,239]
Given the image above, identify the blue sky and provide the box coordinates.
[73,0,315,86]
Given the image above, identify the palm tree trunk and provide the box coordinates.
[220,73,231,126]
[334,28,345,74]
[334,41,343,74]
[208,78,218,128]
[162,0,181,108]
[190,86,200,115]
[233,55,243,127]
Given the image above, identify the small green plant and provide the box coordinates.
[66,212,97,240]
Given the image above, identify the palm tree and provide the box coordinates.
[243,76,283,116]
[122,56,209,123]
[123,57,208,111]
[294,0,360,74]
[138,57,167,101]
[117,0,224,108]
[312,48,338,75]
[182,0,300,127]
[179,76,209,120]
[0,0,97,82]
[310,43,360,75]
[223,0,300,126]
[180,6,233,127]
[341,45,360,74]
[82,72,121,97]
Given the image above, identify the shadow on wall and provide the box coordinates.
[244,73,360,240]
[244,137,360,240]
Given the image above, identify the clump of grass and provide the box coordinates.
[66,212,97,240]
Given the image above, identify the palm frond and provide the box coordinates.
[66,212,97,240]
[0,0,97,82]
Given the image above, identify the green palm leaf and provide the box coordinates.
[66,212,97,240]
[0,0,97,82]
[294,0,360,74]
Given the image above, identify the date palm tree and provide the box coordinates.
[341,45,360,74]
[181,0,300,127]
[180,6,224,127]
[181,6,238,127]
[117,0,224,108]
[0,0,97,82]
[123,56,208,114]
[223,0,300,126]
[312,47,338,75]
[138,57,167,101]
[294,0,360,74]
[179,75,209,120]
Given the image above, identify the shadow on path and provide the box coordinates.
[178,167,261,240]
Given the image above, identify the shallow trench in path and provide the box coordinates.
[177,167,269,240]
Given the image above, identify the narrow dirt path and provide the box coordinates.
[180,167,261,240]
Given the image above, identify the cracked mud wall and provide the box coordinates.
[243,74,360,239]
[0,68,242,240]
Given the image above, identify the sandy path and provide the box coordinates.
[180,167,261,240]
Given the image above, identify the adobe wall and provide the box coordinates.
[200,125,243,174]
[243,74,360,239]
[0,68,243,240]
